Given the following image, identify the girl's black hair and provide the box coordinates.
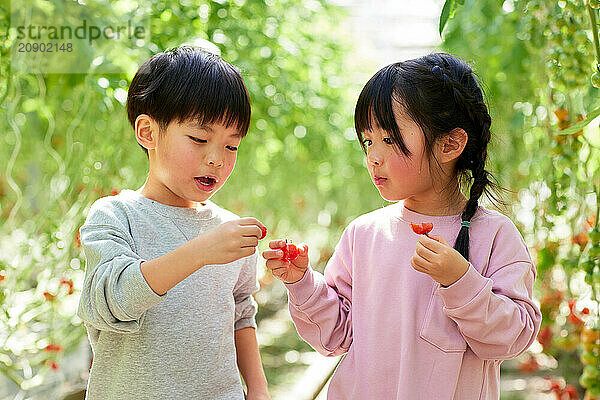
[355,52,503,261]
[126,45,251,154]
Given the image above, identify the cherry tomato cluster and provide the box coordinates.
[544,377,579,400]
[515,0,599,91]
[281,243,300,262]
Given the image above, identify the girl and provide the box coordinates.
[263,53,541,400]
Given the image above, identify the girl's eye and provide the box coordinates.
[362,139,372,147]
[189,136,207,144]
[383,137,394,145]
[226,145,238,151]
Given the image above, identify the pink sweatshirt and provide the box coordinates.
[285,202,541,400]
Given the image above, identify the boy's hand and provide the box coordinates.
[245,391,271,400]
[262,240,309,284]
[410,234,469,287]
[195,218,266,267]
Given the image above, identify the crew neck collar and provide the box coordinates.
[390,201,481,228]
[119,189,217,220]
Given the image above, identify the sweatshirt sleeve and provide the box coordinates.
[285,224,354,357]
[233,252,259,330]
[77,200,166,334]
[438,217,542,360]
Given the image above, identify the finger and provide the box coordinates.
[270,266,290,276]
[415,242,437,263]
[238,217,265,230]
[419,234,447,252]
[265,259,288,271]
[410,254,429,272]
[241,236,259,248]
[269,240,287,249]
[427,234,449,246]
[297,243,309,256]
[262,249,284,259]
[241,247,256,258]
[240,225,262,238]
[409,256,421,272]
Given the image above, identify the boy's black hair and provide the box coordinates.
[355,52,504,262]
[126,45,251,154]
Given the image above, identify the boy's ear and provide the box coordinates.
[437,128,468,164]
[135,114,160,150]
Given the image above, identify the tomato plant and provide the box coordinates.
[444,0,600,397]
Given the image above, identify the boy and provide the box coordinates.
[77,46,270,400]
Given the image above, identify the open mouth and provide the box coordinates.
[194,176,218,191]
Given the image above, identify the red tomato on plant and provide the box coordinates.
[45,360,59,371]
[60,278,74,295]
[517,355,539,374]
[44,344,63,353]
[43,291,56,301]
[537,325,553,351]
[410,222,433,235]
[564,385,578,400]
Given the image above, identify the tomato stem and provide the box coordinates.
[587,2,600,69]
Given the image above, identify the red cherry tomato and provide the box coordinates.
[46,360,59,371]
[43,291,56,301]
[564,385,578,400]
[44,344,63,353]
[260,226,267,240]
[410,222,433,235]
[282,244,300,261]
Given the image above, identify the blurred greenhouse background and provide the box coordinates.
[1,0,600,399]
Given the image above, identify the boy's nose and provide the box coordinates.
[208,159,223,167]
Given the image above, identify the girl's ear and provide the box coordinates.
[437,128,468,164]
[135,114,160,150]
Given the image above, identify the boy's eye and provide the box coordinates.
[383,137,394,145]
[189,136,207,144]
[226,145,238,151]
[362,139,372,147]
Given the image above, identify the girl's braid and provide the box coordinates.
[432,64,493,260]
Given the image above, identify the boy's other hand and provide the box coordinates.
[195,218,266,266]
[262,240,309,284]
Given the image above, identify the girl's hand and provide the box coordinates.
[262,240,309,284]
[410,234,469,287]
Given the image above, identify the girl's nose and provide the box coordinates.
[367,150,382,166]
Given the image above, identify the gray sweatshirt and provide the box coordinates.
[77,189,259,400]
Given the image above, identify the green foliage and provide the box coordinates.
[442,0,600,396]
[439,0,463,36]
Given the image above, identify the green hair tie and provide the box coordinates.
[461,221,471,228]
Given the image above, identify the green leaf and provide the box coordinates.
[439,0,457,36]
[555,104,600,136]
